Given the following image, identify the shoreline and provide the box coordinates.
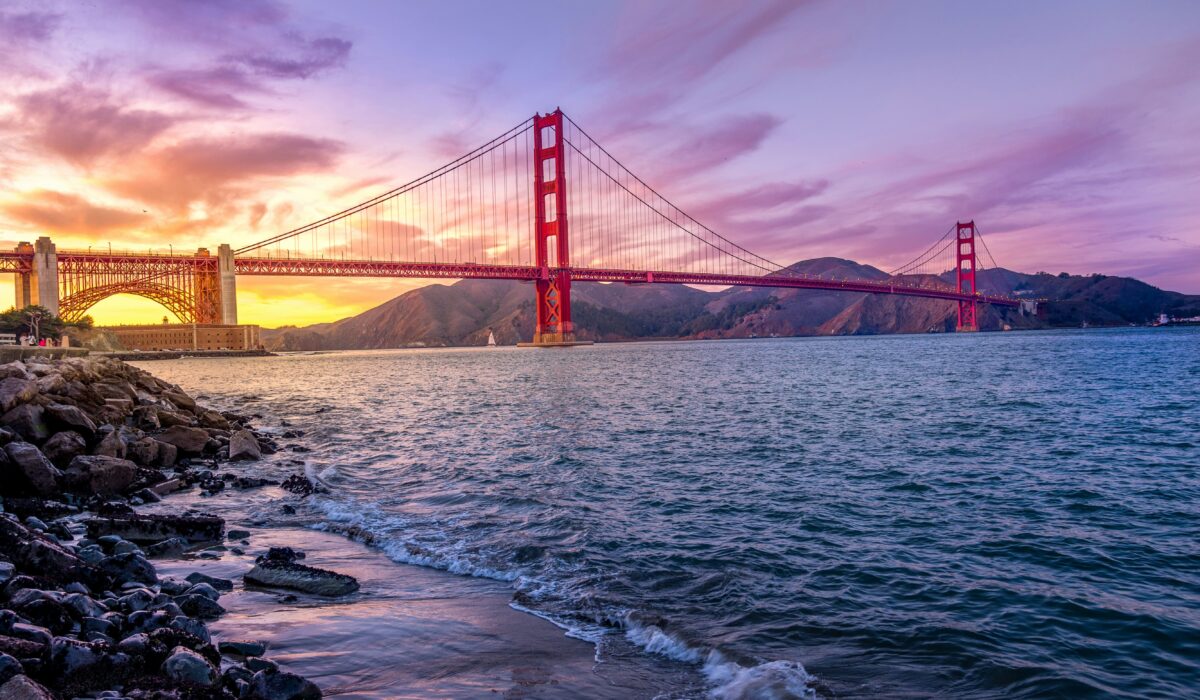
[0,354,670,699]
[0,355,336,698]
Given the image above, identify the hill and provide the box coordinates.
[260,260,1200,350]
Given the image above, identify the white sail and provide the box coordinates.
[487,331,497,347]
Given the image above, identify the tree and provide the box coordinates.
[0,306,93,340]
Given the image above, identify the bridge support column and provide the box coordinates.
[32,237,58,317]
[13,242,33,310]
[956,221,978,332]
[218,243,238,325]
[527,109,580,346]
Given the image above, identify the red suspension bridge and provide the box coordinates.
[1,110,1023,341]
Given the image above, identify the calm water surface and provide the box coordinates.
[137,328,1200,699]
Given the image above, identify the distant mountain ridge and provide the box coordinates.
[260,258,1200,350]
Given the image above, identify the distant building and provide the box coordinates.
[101,323,262,351]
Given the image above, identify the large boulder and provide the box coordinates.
[1,405,49,443]
[99,552,157,586]
[49,636,131,694]
[85,513,225,543]
[0,377,37,413]
[157,426,211,454]
[43,403,98,440]
[92,429,127,458]
[228,429,262,461]
[2,442,62,497]
[41,431,87,468]
[0,675,56,700]
[197,409,230,430]
[250,667,322,700]
[244,559,359,597]
[125,437,160,466]
[163,389,197,413]
[63,455,137,496]
[0,518,101,588]
[162,645,217,687]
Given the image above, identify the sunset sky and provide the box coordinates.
[1,0,1198,326]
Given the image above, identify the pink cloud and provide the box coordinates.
[3,189,149,236]
[10,84,178,167]
[106,133,344,212]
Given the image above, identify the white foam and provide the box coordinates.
[624,618,705,664]
[703,652,817,700]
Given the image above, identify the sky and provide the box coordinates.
[0,0,1197,326]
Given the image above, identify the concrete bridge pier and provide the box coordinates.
[33,237,59,316]
[12,238,58,315]
[218,243,237,324]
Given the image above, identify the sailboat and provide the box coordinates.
[487,330,497,347]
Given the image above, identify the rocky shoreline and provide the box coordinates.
[0,356,354,699]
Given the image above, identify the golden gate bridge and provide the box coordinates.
[0,110,1021,342]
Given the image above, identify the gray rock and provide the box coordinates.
[23,517,46,531]
[76,544,106,564]
[63,455,137,496]
[49,636,129,686]
[2,442,62,497]
[100,552,158,586]
[44,403,97,440]
[93,429,127,459]
[126,437,160,466]
[144,537,188,559]
[1,405,49,443]
[9,622,52,646]
[116,632,151,657]
[86,513,225,543]
[162,645,217,687]
[185,582,221,601]
[155,440,179,467]
[244,559,359,597]
[250,667,322,699]
[0,675,55,700]
[198,409,230,429]
[0,378,36,414]
[112,540,141,555]
[175,594,225,619]
[185,572,234,591]
[62,592,107,619]
[228,429,262,461]
[0,652,21,684]
[218,640,267,657]
[0,562,14,584]
[41,431,87,468]
[227,529,251,540]
[156,426,211,454]
[169,615,210,643]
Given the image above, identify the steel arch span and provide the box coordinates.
[58,281,202,325]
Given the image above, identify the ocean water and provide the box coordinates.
[136,327,1200,699]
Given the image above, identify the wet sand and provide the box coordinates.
[143,487,660,699]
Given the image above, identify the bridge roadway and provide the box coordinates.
[0,248,1020,316]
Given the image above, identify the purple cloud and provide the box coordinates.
[0,11,60,43]
[228,35,351,79]
[147,66,263,109]
[657,113,782,182]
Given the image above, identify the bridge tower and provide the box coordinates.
[530,109,575,345]
[956,221,978,332]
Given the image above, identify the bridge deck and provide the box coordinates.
[0,251,1019,308]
